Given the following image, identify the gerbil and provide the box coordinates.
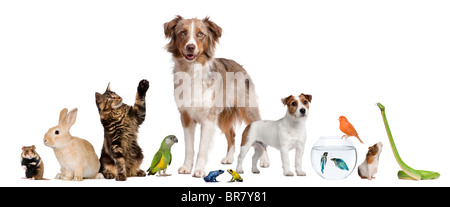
[21,145,47,180]
[358,142,383,180]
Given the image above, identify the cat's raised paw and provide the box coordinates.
[138,79,149,96]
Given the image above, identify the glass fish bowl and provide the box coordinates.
[310,136,357,180]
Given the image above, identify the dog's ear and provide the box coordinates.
[301,93,312,103]
[281,95,293,106]
[164,15,183,39]
[203,16,222,42]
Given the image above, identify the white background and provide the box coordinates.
[1,0,449,187]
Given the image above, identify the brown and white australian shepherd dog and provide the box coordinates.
[164,15,269,177]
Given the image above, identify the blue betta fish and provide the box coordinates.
[331,158,349,171]
[320,152,328,174]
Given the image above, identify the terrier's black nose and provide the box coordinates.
[300,108,306,114]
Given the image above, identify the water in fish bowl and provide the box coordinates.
[310,136,357,180]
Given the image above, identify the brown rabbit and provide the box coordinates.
[44,108,103,181]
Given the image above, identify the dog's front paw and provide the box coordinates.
[178,165,192,174]
[283,170,294,176]
[221,157,234,165]
[296,170,306,176]
[192,168,206,178]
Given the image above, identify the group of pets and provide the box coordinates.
[20,15,382,182]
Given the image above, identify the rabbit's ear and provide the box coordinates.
[65,108,78,129]
[59,108,68,125]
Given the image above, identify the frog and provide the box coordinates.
[227,169,243,182]
[203,169,224,182]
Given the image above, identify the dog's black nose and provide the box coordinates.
[300,108,306,115]
[186,44,196,52]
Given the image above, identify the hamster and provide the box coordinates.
[21,145,46,180]
[358,142,383,180]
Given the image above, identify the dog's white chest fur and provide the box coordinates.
[175,61,222,122]
[277,118,306,150]
[283,119,307,150]
[286,131,305,150]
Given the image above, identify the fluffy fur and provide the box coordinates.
[44,108,103,181]
[164,15,268,177]
[95,79,149,181]
[236,94,312,176]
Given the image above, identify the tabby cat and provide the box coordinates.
[95,79,149,181]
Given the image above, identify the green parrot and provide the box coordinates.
[147,135,178,176]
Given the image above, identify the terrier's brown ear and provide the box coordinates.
[301,93,312,103]
[281,95,293,106]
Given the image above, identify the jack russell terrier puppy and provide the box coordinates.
[236,93,312,176]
